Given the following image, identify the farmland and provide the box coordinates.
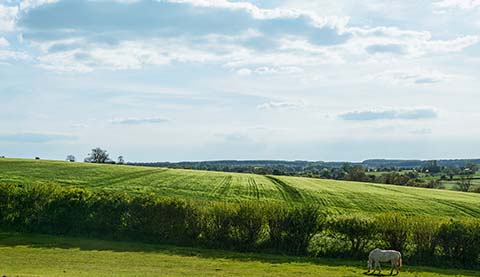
[0,232,478,277]
[1,158,480,218]
[1,158,480,276]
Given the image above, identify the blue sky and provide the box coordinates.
[0,0,479,162]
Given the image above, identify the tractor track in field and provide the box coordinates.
[90,169,168,188]
[266,176,304,204]
[210,176,233,196]
[247,177,261,199]
[434,199,480,217]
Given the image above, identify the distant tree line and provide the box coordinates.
[1,183,479,268]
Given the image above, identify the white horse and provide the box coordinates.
[367,248,402,275]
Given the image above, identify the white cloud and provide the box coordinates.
[346,27,479,58]
[0,37,9,47]
[237,66,304,76]
[167,0,350,31]
[410,128,433,135]
[339,107,438,121]
[0,4,18,32]
[0,37,28,60]
[19,0,59,11]
[0,50,28,61]
[433,0,480,10]
[235,68,252,76]
[13,0,479,73]
[257,101,306,110]
[372,69,457,85]
[36,39,227,72]
[110,117,170,125]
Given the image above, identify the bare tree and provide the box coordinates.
[117,155,125,165]
[84,148,110,163]
[66,155,76,162]
[457,175,473,192]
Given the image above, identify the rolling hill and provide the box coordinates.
[1,158,480,218]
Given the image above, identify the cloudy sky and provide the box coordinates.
[0,0,479,162]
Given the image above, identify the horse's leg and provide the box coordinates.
[390,260,394,275]
[376,261,382,274]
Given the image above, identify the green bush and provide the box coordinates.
[201,202,266,250]
[0,184,57,232]
[286,205,323,254]
[0,183,479,268]
[123,195,196,244]
[200,203,237,248]
[437,220,480,267]
[87,191,129,238]
[327,214,376,257]
[229,203,265,250]
[410,217,441,264]
[376,213,410,253]
[40,187,92,234]
[267,205,323,254]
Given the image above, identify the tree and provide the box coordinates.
[465,162,479,174]
[319,168,331,179]
[443,166,460,180]
[345,166,369,182]
[422,160,441,174]
[66,155,76,162]
[117,155,125,165]
[84,148,110,163]
[457,175,473,192]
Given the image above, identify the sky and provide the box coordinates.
[0,0,479,162]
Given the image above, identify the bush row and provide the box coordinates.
[0,183,479,268]
[311,214,480,267]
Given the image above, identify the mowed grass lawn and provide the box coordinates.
[1,158,480,217]
[0,232,478,277]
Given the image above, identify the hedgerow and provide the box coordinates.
[0,183,478,268]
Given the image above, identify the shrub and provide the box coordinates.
[286,206,321,255]
[1,184,57,231]
[40,187,92,234]
[229,203,265,250]
[200,203,237,248]
[266,205,323,254]
[266,204,288,250]
[410,217,441,264]
[376,213,410,253]
[327,214,376,257]
[87,191,130,238]
[437,220,480,267]
[123,195,196,244]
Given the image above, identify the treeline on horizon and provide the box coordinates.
[1,183,479,268]
[129,158,480,170]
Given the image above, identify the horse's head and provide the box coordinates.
[367,259,372,272]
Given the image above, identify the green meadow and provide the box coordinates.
[1,158,480,276]
[0,232,478,277]
[1,158,480,218]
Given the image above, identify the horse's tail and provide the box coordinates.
[398,257,402,271]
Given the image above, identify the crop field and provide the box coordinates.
[1,158,480,218]
[0,232,478,277]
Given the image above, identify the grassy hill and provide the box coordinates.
[1,158,480,218]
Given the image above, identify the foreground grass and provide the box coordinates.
[1,158,480,218]
[0,232,478,277]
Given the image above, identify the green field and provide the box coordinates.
[0,232,478,277]
[1,158,480,218]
